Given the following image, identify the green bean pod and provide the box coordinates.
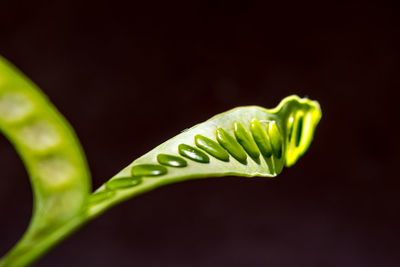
[0,55,322,267]
[0,56,91,267]
[88,95,322,219]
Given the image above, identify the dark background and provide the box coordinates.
[0,1,399,266]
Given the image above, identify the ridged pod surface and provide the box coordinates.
[0,55,322,267]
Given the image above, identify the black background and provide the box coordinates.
[0,1,399,266]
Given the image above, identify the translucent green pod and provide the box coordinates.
[1,54,322,267]
[88,95,322,219]
[0,56,91,267]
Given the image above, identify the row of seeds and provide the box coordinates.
[91,119,283,204]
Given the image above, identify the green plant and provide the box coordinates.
[0,55,322,267]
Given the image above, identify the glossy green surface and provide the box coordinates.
[216,128,248,164]
[131,164,167,177]
[106,177,142,190]
[157,153,187,167]
[178,143,210,163]
[250,119,273,158]
[287,113,295,142]
[0,54,322,267]
[267,121,283,158]
[195,134,230,162]
[294,112,304,147]
[89,191,116,204]
[234,121,260,159]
